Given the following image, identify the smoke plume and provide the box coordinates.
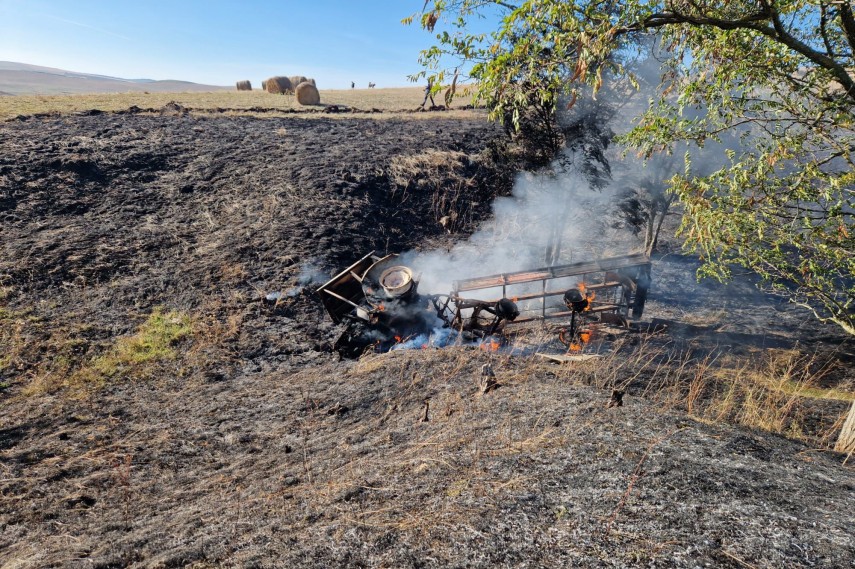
[404,51,736,296]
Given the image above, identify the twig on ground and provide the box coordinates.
[720,548,759,569]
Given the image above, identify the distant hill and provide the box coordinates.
[0,61,230,95]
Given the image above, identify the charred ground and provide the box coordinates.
[1,108,854,568]
[0,108,515,379]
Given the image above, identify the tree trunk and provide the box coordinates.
[544,189,574,266]
[835,401,855,454]
[645,195,674,256]
[644,204,656,255]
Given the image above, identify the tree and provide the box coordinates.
[543,95,615,265]
[613,155,679,256]
[407,1,855,335]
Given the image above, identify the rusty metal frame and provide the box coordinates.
[451,253,651,324]
[316,251,382,324]
[318,251,651,334]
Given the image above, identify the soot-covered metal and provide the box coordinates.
[318,251,652,359]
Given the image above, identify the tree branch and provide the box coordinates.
[819,4,836,58]
[614,4,855,103]
[839,2,855,55]
[767,6,855,100]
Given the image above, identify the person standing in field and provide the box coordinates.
[421,78,435,108]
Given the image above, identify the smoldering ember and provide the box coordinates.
[1,104,854,568]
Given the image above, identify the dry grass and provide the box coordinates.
[0,87,483,121]
[695,350,849,439]
[3,325,853,566]
[495,329,855,448]
[0,303,42,388]
[346,327,850,469]
[388,148,499,231]
[388,149,474,223]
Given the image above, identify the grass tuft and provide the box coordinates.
[0,306,33,382]
[80,309,192,384]
[536,334,853,447]
[24,309,193,395]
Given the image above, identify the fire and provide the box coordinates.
[576,282,595,310]
[479,337,502,352]
[377,303,385,312]
[568,327,594,353]
[394,335,402,343]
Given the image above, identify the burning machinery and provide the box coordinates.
[447,253,651,350]
[317,253,433,358]
[318,252,651,358]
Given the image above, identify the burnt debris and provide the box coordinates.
[317,252,521,358]
[318,251,651,359]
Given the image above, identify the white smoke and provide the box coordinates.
[403,162,633,295]
[284,260,329,297]
[402,48,737,297]
[390,327,458,350]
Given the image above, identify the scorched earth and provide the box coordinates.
[1,107,854,568]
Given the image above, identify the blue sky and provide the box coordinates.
[0,0,465,88]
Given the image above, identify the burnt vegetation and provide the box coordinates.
[1,107,854,567]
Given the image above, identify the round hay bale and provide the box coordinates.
[261,79,268,91]
[264,76,293,94]
[289,75,308,89]
[235,80,252,91]
[295,82,320,105]
[306,78,316,87]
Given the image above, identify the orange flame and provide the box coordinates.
[568,328,594,353]
[395,335,402,343]
[480,338,501,352]
[576,282,595,310]
[377,303,386,312]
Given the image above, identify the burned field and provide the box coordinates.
[0,109,515,375]
[1,109,855,567]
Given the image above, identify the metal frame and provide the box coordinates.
[451,253,651,324]
[316,251,382,324]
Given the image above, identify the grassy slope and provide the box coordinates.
[0,70,232,96]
